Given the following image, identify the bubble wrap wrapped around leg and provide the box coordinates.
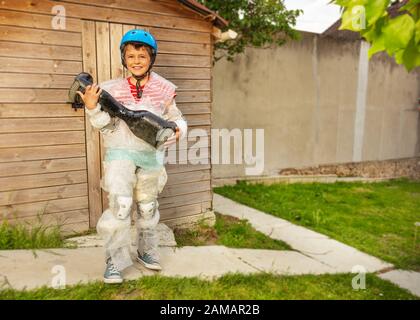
[97,209,132,271]
[138,229,160,261]
[136,199,161,261]
[101,159,137,195]
[135,166,167,261]
[96,159,137,271]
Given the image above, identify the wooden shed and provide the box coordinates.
[0,0,227,234]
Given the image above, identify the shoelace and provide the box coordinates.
[143,253,152,262]
[108,261,120,275]
[143,253,158,264]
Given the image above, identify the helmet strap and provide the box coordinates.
[132,72,148,98]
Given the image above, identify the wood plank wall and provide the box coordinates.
[0,0,213,233]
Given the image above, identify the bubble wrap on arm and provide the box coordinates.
[162,99,188,140]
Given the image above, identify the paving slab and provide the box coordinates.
[228,248,336,275]
[158,246,259,279]
[379,270,420,297]
[266,226,392,272]
[82,245,344,281]
[0,247,106,290]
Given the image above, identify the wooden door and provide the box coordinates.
[82,21,153,227]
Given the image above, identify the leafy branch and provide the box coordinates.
[333,0,420,71]
[197,0,302,62]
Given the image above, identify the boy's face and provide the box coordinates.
[125,44,151,77]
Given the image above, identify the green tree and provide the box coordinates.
[333,0,420,71]
[197,0,302,62]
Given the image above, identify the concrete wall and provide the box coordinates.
[212,33,420,179]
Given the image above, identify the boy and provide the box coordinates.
[77,29,187,284]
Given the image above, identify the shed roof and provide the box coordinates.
[177,0,228,29]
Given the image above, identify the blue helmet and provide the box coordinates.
[120,29,158,67]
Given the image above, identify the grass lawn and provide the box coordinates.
[174,213,291,250]
[214,178,420,271]
[0,273,417,300]
[0,218,67,250]
[0,217,98,250]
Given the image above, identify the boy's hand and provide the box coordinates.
[76,84,102,110]
[163,127,180,147]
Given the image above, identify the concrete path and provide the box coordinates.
[0,245,337,290]
[0,194,418,297]
[1,240,340,291]
[214,194,392,273]
[378,270,420,297]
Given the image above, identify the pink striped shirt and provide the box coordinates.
[127,75,177,105]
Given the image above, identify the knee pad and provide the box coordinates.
[137,200,157,220]
[136,200,160,230]
[110,195,133,220]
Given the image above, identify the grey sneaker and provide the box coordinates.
[104,258,123,284]
[136,251,162,271]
